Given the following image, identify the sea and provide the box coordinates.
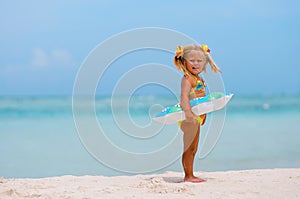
[1,94,300,178]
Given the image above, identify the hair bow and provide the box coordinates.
[202,44,211,55]
[175,46,184,58]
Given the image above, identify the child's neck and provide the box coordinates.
[191,73,199,79]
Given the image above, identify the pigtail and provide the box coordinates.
[173,56,183,72]
[207,54,222,73]
[202,44,222,74]
[173,46,192,76]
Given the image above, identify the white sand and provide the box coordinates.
[1,168,300,199]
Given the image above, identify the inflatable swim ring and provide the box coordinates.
[153,92,233,124]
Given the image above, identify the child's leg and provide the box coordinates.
[180,120,206,183]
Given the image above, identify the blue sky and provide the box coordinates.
[1,0,300,96]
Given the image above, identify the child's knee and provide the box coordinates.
[185,145,198,155]
[191,147,198,155]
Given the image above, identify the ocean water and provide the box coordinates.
[1,94,300,178]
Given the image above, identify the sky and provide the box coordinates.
[0,0,300,96]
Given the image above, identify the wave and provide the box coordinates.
[1,95,300,118]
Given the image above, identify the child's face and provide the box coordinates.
[185,50,206,75]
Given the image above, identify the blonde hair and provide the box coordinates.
[173,44,221,76]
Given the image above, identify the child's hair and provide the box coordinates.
[173,44,221,76]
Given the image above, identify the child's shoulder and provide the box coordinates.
[182,75,196,86]
[183,75,198,82]
[182,75,191,81]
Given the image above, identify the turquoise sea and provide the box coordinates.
[1,94,300,178]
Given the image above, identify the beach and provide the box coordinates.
[1,0,300,198]
[1,168,300,199]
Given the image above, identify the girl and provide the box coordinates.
[174,44,221,183]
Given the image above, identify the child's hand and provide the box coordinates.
[185,111,198,124]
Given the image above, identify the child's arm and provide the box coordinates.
[180,76,197,123]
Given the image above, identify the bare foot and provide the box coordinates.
[184,176,206,183]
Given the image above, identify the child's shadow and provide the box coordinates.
[163,177,183,183]
[163,176,213,183]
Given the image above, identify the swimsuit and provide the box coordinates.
[178,77,206,127]
[190,78,206,95]
[178,114,206,127]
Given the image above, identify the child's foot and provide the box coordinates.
[184,176,206,183]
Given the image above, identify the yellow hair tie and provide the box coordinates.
[175,46,184,58]
[202,44,211,55]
